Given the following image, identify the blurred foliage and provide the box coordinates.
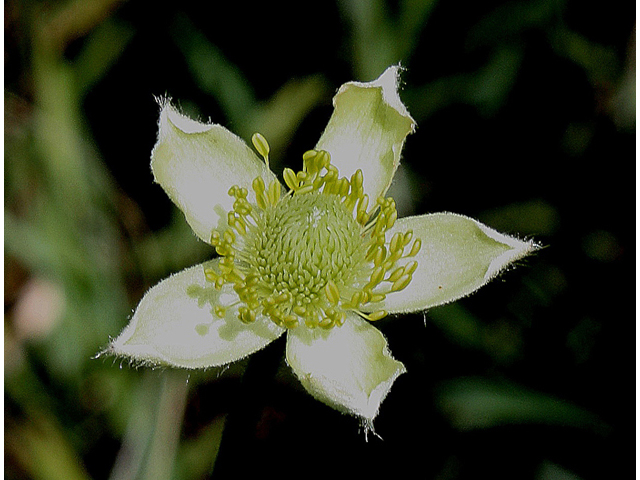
[4,0,634,479]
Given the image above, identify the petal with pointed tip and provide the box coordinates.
[110,260,285,368]
[151,100,279,243]
[369,213,538,313]
[315,66,416,204]
[286,314,406,422]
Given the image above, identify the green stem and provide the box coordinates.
[142,370,189,480]
[108,370,189,480]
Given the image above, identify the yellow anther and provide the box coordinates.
[325,171,341,189]
[351,291,365,307]
[296,184,315,195]
[238,307,256,324]
[367,310,388,322]
[210,231,221,246]
[389,232,403,254]
[296,171,308,184]
[386,209,398,229]
[337,178,351,198]
[373,212,387,236]
[302,149,318,163]
[402,230,413,246]
[384,249,404,270]
[369,265,385,287]
[391,274,412,292]
[325,280,341,305]
[408,238,422,257]
[386,198,396,210]
[252,177,268,209]
[220,255,234,265]
[369,293,386,303]
[404,260,418,276]
[386,266,406,283]
[233,199,251,216]
[283,168,299,191]
[252,176,265,193]
[360,289,372,304]
[373,245,387,267]
[267,180,281,205]
[319,317,334,329]
[357,194,369,214]
[284,315,299,329]
[351,169,364,190]
[316,150,330,170]
[251,132,270,165]
[365,244,376,261]
[218,260,234,275]
[293,305,307,316]
[223,229,236,244]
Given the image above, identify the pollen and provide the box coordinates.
[204,135,421,330]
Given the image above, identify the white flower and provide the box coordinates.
[107,66,537,430]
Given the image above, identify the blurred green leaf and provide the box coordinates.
[6,412,91,480]
[405,45,523,119]
[74,18,135,97]
[437,377,608,432]
[467,0,564,46]
[479,199,560,236]
[171,14,329,163]
[340,0,438,80]
[171,14,255,128]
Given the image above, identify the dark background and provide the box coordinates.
[5,1,634,479]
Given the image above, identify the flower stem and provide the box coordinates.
[209,336,285,477]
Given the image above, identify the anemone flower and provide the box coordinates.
[107,66,537,431]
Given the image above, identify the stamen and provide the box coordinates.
[251,133,270,166]
[391,274,412,292]
[203,145,421,331]
[283,168,299,191]
[267,180,281,206]
[325,280,341,305]
[408,238,422,257]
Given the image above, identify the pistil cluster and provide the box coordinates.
[204,135,421,330]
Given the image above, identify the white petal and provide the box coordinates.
[371,213,538,313]
[110,260,285,369]
[315,66,416,204]
[285,314,406,422]
[151,100,279,243]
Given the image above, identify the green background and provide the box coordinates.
[5,0,634,479]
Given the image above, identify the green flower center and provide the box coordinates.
[247,193,365,307]
[204,138,421,330]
